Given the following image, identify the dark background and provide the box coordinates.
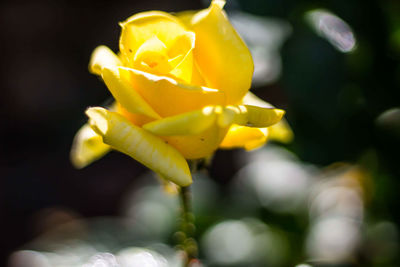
[1,0,399,266]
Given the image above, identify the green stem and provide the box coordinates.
[177,161,199,266]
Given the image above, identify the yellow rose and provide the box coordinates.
[71,0,292,186]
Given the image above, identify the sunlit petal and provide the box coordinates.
[133,35,171,74]
[89,46,122,75]
[242,92,274,108]
[86,107,192,186]
[143,106,218,136]
[101,66,161,119]
[168,31,195,83]
[245,105,285,127]
[176,10,196,26]
[120,67,226,117]
[190,60,207,86]
[183,0,254,104]
[243,92,293,143]
[70,124,111,169]
[119,11,188,66]
[219,105,285,128]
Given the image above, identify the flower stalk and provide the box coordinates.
[177,161,199,266]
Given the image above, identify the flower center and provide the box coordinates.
[130,33,195,82]
[133,35,172,74]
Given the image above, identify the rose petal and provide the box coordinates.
[133,35,171,74]
[176,10,196,26]
[243,92,293,143]
[220,125,269,150]
[162,124,229,159]
[268,120,294,143]
[181,0,254,104]
[141,103,281,158]
[120,11,197,82]
[218,105,285,128]
[89,46,122,75]
[101,66,161,119]
[243,105,285,127]
[168,31,195,83]
[86,107,192,186]
[119,11,188,66]
[242,91,274,108]
[70,123,111,169]
[143,106,218,136]
[142,103,283,136]
[116,104,154,127]
[191,60,207,86]
[120,67,226,117]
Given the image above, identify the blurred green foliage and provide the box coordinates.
[2,0,400,266]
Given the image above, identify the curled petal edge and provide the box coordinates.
[143,104,284,136]
[89,46,122,75]
[86,107,192,186]
[70,124,111,169]
[143,106,218,136]
[243,92,294,143]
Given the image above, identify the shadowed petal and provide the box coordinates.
[220,125,269,150]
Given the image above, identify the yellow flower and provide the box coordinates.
[71,0,292,186]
